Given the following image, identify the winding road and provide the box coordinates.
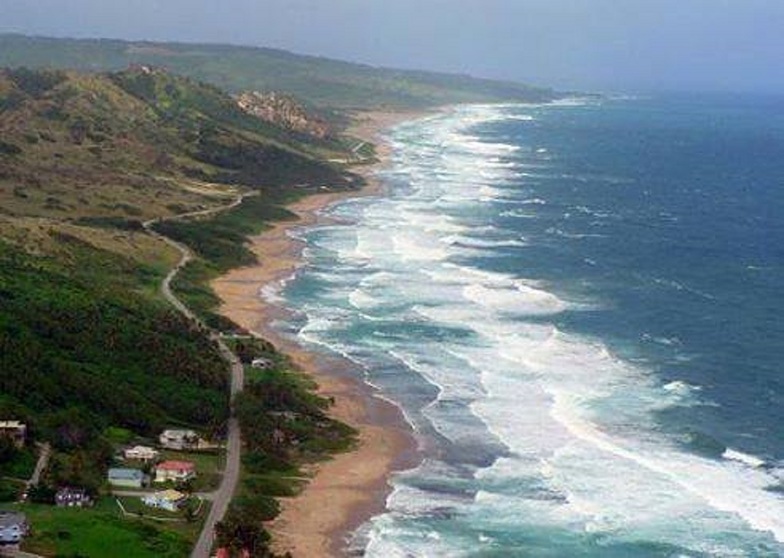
[143,193,252,558]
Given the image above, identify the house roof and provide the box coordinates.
[156,460,195,471]
[0,421,24,429]
[125,445,158,453]
[108,468,144,480]
[156,489,186,502]
[56,487,89,496]
[160,429,197,438]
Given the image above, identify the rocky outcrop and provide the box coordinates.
[236,91,331,139]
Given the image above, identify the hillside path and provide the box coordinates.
[27,443,51,489]
[143,192,253,558]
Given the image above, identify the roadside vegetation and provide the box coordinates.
[216,340,357,557]
[159,204,360,556]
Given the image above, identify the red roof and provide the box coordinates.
[156,460,195,471]
[215,549,229,558]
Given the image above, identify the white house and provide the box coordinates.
[55,487,93,508]
[123,445,160,462]
[0,511,27,545]
[251,357,274,370]
[158,429,199,451]
[154,460,196,483]
[142,489,187,512]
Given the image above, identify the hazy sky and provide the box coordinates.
[1,0,783,93]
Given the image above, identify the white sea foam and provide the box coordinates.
[283,102,784,555]
[462,283,566,316]
[259,280,286,304]
[548,390,784,543]
[348,288,381,310]
[723,448,766,468]
[499,208,538,219]
[391,231,449,262]
[663,380,701,395]
[507,114,535,121]
[443,235,526,250]
[643,333,683,346]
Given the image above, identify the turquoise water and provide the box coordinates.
[275,96,784,556]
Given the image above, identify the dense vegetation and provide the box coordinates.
[0,238,229,430]
[0,33,558,109]
[0,237,229,491]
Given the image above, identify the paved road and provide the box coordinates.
[142,194,251,558]
[9,550,45,558]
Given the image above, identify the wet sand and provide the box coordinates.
[211,110,430,556]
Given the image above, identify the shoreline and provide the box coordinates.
[211,109,430,557]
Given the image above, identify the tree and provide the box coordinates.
[0,437,19,464]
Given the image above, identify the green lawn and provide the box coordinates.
[14,500,192,558]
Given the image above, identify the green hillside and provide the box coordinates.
[0,66,355,223]
[0,33,556,108]
[0,66,358,496]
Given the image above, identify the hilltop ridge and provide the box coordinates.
[0,33,557,109]
[0,65,356,224]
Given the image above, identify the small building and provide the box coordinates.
[250,357,274,370]
[0,511,27,545]
[142,489,187,512]
[107,468,145,489]
[154,461,196,483]
[55,487,93,508]
[158,429,199,451]
[0,422,26,448]
[123,445,160,463]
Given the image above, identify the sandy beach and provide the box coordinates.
[211,110,429,557]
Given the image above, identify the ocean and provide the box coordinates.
[272,95,784,556]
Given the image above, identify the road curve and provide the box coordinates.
[142,193,252,558]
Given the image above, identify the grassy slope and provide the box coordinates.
[0,67,355,224]
[11,501,193,558]
[0,67,355,437]
[0,33,557,109]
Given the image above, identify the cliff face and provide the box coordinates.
[236,91,331,139]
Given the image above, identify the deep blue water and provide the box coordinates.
[274,95,784,556]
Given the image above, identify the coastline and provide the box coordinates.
[211,109,429,557]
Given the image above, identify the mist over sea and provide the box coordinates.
[271,96,784,556]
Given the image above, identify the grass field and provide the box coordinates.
[13,500,193,557]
